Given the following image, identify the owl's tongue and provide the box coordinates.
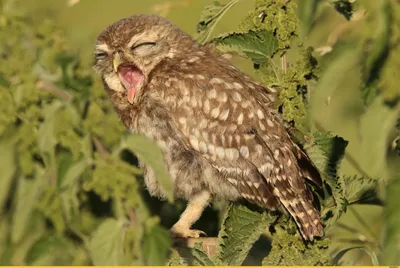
[118,65,144,104]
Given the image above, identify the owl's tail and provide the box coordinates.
[284,196,324,241]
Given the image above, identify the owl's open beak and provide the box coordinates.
[113,54,123,73]
[112,54,144,105]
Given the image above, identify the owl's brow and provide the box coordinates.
[127,28,162,48]
[95,43,111,52]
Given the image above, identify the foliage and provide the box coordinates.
[187,0,399,265]
[0,0,399,266]
[0,3,172,265]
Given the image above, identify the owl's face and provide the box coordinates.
[93,14,194,104]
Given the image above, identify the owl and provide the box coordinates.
[93,14,324,240]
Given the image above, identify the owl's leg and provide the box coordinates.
[170,191,211,238]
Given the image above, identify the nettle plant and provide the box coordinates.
[0,0,398,266]
[168,0,398,265]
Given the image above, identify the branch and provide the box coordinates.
[36,80,73,101]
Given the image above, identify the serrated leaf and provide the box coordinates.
[123,134,173,202]
[173,243,216,266]
[216,204,268,265]
[196,0,241,44]
[143,224,172,265]
[360,97,399,178]
[89,218,126,265]
[213,30,278,64]
[304,132,348,182]
[303,132,348,228]
[342,176,379,205]
[190,245,215,266]
[11,169,45,244]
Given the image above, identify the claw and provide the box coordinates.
[170,225,207,238]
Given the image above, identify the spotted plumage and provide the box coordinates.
[94,14,324,240]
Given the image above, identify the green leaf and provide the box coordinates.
[334,246,379,266]
[298,0,320,35]
[359,97,399,178]
[123,134,173,202]
[303,132,348,228]
[213,30,278,64]
[382,174,400,265]
[26,235,74,265]
[304,132,348,182]
[361,0,391,105]
[172,243,216,266]
[196,0,241,44]
[263,229,332,265]
[342,176,379,205]
[89,218,126,265]
[311,47,360,116]
[37,101,63,166]
[11,170,45,244]
[167,249,184,266]
[376,0,400,103]
[143,224,172,265]
[216,204,268,265]
[0,139,16,213]
[0,72,10,88]
[59,160,88,221]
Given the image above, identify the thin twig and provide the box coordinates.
[269,58,281,83]
[281,54,288,73]
[92,136,109,157]
[36,80,73,101]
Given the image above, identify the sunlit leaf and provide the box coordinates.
[216,204,268,265]
[196,0,241,44]
[37,101,63,166]
[343,176,379,205]
[123,134,173,202]
[26,235,73,265]
[89,218,126,265]
[213,30,278,64]
[303,132,348,228]
[59,160,88,221]
[176,243,216,266]
[11,169,45,244]
[143,224,172,265]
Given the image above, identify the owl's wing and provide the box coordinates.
[152,68,323,239]
[153,71,302,204]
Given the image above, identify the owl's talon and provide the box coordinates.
[170,226,207,238]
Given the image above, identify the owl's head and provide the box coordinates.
[93,14,195,104]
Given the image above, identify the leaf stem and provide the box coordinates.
[200,0,241,44]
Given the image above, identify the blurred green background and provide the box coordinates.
[0,0,399,266]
